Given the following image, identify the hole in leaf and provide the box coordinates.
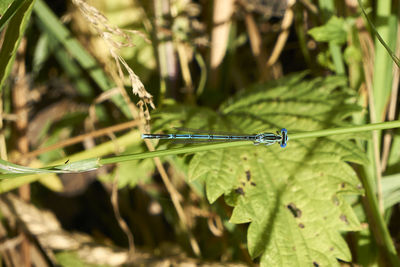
[287,203,302,218]
[331,195,340,206]
[340,214,349,224]
[245,170,251,181]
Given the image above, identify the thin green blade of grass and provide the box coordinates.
[371,1,397,121]
[0,0,14,13]
[358,0,400,68]
[33,0,131,118]
[101,120,400,165]
[0,157,100,176]
[1,120,400,179]
[358,166,400,266]
[294,4,312,68]
[317,0,345,75]
[0,0,27,32]
[0,130,141,189]
[48,36,94,98]
[0,0,35,93]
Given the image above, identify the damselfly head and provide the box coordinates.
[280,128,288,148]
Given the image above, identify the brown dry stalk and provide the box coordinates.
[210,0,234,69]
[71,0,154,110]
[12,38,32,267]
[244,12,270,80]
[111,173,135,258]
[266,0,295,67]
[24,120,140,159]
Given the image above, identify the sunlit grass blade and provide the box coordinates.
[358,0,400,68]
[0,0,26,32]
[1,121,399,180]
[0,130,141,190]
[0,158,101,177]
[0,0,35,92]
[317,0,345,74]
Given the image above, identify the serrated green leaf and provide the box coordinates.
[100,145,155,188]
[308,16,348,45]
[189,149,249,203]
[154,73,365,266]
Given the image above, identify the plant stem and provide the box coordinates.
[358,167,400,266]
[290,120,400,140]
[100,121,400,164]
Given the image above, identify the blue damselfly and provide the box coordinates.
[142,128,289,148]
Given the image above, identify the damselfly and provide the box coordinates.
[142,128,289,148]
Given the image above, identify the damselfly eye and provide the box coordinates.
[280,128,288,148]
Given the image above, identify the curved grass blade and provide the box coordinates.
[0,0,35,92]
[358,0,400,68]
[0,0,26,32]
[0,158,101,179]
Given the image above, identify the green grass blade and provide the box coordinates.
[358,168,400,266]
[364,0,398,120]
[317,0,345,74]
[0,121,399,180]
[48,36,94,98]
[0,130,141,189]
[0,0,35,93]
[358,0,400,69]
[0,0,14,13]
[0,0,26,32]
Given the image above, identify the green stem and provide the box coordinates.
[317,0,345,75]
[359,168,400,266]
[100,121,400,164]
[3,121,400,176]
[290,120,400,140]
